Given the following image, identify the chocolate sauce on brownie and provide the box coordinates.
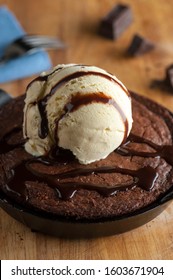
[4,159,157,200]
[117,133,173,166]
[2,122,173,201]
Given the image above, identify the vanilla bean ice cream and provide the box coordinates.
[23,64,133,164]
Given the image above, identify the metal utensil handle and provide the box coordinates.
[0,89,12,107]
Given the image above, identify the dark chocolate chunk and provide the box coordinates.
[99,4,133,40]
[127,34,155,56]
[150,64,173,93]
[165,64,173,88]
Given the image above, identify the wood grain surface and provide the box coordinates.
[0,0,173,260]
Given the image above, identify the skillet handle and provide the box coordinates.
[159,187,173,205]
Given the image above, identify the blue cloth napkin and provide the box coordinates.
[0,6,52,83]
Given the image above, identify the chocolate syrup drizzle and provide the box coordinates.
[117,133,173,166]
[54,92,128,144]
[1,124,173,200]
[27,68,130,141]
[5,159,157,200]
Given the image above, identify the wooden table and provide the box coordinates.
[0,0,173,260]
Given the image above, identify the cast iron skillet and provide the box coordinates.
[0,187,173,238]
[0,89,173,238]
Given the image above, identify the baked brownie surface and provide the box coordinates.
[0,92,173,221]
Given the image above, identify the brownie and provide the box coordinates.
[0,92,173,221]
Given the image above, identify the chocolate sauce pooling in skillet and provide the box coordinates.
[2,123,173,200]
[30,69,130,140]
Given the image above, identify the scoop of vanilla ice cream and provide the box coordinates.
[23,64,133,164]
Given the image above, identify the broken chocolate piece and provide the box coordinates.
[150,64,173,93]
[165,64,173,88]
[99,4,133,40]
[127,34,155,56]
